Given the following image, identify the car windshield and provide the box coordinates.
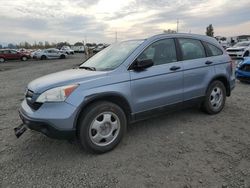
[234,42,250,47]
[80,40,143,71]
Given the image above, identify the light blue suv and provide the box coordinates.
[15,34,235,153]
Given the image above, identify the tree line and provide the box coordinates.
[0,41,84,49]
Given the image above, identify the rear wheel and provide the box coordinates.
[41,55,46,60]
[78,101,127,153]
[21,56,28,61]
[202,80,226,114]
[0,57,5,63]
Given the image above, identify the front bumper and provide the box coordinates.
[235,69,250,82]
[19,100,78,139]
[227,52,244,59]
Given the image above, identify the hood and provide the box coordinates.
[28,69,108,93]
[227,47,246,51]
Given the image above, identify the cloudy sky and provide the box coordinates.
[0,0,249,45]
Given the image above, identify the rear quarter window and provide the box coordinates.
[205,42,223,56]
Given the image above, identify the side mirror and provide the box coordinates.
[133,59,154,70]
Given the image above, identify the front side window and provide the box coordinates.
[137,39,177,66]
[205,42,223,56]
[179,38,206,60]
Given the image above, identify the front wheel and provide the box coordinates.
[78,101,127,153]
[60,54,66,59]
[201,80,226,114]
[243,51,249,57]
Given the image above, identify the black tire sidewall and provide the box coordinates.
[243,51,249,57]
[78,101,127,153]
[204,81,226,114]
[60,55,65,59]
[21,56,27,61]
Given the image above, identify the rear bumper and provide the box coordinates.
[19,109,75,139]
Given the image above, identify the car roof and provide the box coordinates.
[147,33,218,44]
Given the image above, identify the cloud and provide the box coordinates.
[0,0,249,44]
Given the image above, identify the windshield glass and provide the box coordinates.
[80,40,143,71]
[234,42,250,47]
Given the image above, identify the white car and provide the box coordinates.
[60,46,74,55]
[33,48,67,60]
[72,45,85,53]
[226,41,250,58]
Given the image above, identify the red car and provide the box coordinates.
[0,49,30,63]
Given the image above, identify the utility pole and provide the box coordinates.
[177,19,179,33]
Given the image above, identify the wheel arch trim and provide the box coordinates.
[73,92,132,129]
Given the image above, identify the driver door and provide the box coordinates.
[129,38,183,113]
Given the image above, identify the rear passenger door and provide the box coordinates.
[177,38,215,101]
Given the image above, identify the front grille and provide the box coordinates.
[25,90,42,110]
[227,49,242,52]
[240,64,250,72]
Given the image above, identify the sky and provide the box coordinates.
[0,0,249,45]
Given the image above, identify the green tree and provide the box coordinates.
[206,24,214,37]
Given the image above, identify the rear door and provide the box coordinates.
[177,38,215,101]
[10,50,21,60]
[130,38,183,113]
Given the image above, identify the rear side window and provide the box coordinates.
[178,38,206,60]
[205,42,223,56]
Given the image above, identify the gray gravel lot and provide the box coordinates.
[0,54,250,188]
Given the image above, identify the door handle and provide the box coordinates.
[170,66,181,71]
[205,61,213,65]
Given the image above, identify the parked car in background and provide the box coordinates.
[0,49,30,62]
[72,45,85,53]
[235,57,250,82]
[93,43,105,53]
[86,43,96,50]
[60,46,74,55]
[219,41,230,49]
[226,41,250,58]
[16,34,235,153]
[32,48,67,60]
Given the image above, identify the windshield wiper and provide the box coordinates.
[79,66,96,71]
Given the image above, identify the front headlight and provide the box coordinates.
[36,84,78,103]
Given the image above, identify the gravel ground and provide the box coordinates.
[0,54,250,188]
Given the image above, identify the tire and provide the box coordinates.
[41,55,46,60]
[21,56,28,61]
[60,54,66,59]
[78,101,127,153]
[201,80,226,114]
[0,57,5,63]
[243,51,249,57]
